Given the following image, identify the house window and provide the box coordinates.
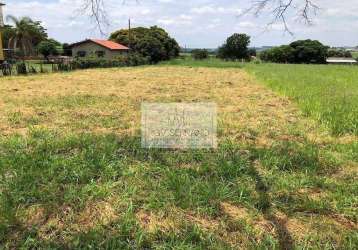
[77,51,86,57]
[95,51,105,58]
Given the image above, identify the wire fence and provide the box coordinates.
[0,60,74,77]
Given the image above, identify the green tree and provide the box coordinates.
[6,15,48,57]
[328,49,352,58]
[1,25,15,49]
[109,26,179,63]
[260,45,295,63]
[218,33,251,60]
[289,40,328,64]
[37,41,58,61]
[261,40,328,64]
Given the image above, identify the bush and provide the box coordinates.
[71,53,149,69]
[122,53,150,66]
[191,49,209,60]
[71,58,118,69]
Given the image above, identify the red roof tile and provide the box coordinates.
[90,39,129,50]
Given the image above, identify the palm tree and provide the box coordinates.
[6,15,36,57]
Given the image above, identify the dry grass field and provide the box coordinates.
[0,66,357,249]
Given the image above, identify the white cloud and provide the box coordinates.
[238,21,256,28]
[157,15,192,26]
[3,0,358,47]
[157,0,174,3]
[140,9,151,15]
[157,18,175,25]
[179,14,192,20]
[190,5,242,15]
[190,6,216,14]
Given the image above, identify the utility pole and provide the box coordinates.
[128,18,131,52]
[0,1,5,62]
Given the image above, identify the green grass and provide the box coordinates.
[245,63,358,136]
[1,129,357,249]
[161,57,245,68]
[163,57,358,136]
[25,61,54,73]
[0,66,357,249]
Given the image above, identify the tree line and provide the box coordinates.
[190,33,356,65]
[260,41,355,64]
[3,14,354,66]
[2,16,72,60]
[2,15,179,64]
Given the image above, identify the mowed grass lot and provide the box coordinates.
[0,66,357,249]
[163,58,358,136]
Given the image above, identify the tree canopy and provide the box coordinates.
[37,40,59,61]
[109,26,180,63]
[5,15,48,56]
[327,49,352,58]
[218,33,251,60]
[260,40,329,64]
[289,40,328,64]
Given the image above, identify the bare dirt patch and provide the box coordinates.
[297,188,328,201]
[136,210,179,233]
[76,201,118,232]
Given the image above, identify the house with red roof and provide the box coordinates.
[69,39,129,60]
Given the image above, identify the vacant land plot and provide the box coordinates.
[0,67,357,249]
[163,58,358,135]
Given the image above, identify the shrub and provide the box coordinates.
[71,53,149,69]
[191,49,209,60]
[122,53,150,66]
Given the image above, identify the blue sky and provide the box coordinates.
[4,0,358,48]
